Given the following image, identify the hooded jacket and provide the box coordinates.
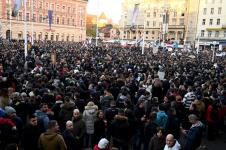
[83,103,98,134]
[164,140,181,150]
[38,131,67,150]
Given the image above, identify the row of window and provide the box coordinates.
[203,7,222,15]
[23,0,83,14]
[145,18,185,27]
[205,0,223,4]
[14,12,84,27]
[202,18,221,25]
[201,30,226,38]
[146,12,184,18]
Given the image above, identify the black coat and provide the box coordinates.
[63,129,77,150]
[94,118,106,144]
[21,124,42,150]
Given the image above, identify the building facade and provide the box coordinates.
[196,0,226,49]
[0,0,88,42]
[119,0,205,45]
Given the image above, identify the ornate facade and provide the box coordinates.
[0,0,88,42]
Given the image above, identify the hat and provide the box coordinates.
[0,108,5,117]
[87,101,95,107]
[29,91,35,97]
[98,138,109,149]
[20,92,27,97]
[55,95,62,101]
[5,106,16,115]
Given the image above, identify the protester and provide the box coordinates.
[38,120,67,150]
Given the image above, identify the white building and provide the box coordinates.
[196,0,226,50]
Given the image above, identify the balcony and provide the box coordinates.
[222,24,226,29]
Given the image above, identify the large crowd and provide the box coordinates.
[0,39,226,150]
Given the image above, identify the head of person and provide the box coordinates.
[29,114,38,126]
[166,134,175,148]
[156,127,164,138]
[66,120,73,130]
[73,109,80,119]
[98,138,109,149]
[40,103,48,113]
[97,110,104,119]
[47,120,59,132]
[188,114,198,124]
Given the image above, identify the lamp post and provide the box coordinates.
[95,0,99,47]
[24,0,28,58]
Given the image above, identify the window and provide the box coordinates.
[68,7,70,13]
[57,5,59,11]
[203,8,207,15]
[208,31,212,37]
[224,31,226,37]
[147,12,150,17]
[39,2,42,9]
[62,6,65,11]
[51,4,54,10]
[209,19,213,25]
[212,0,215,4]
[218,7,222,14]
[211,8,214,14]
[153,12,156,17]
[26,13,29,21]
[72,19,75,26]
[39,14,42,22]
[174,12,177,17]
[67,18,70,25]
[19,12,22,21]
[217,19,220,25]
[201,30,205,37]
[7,10,10,19]
[146,21,149,26]
[220,0,223,3]
[181,13,184,17]
[146,31,149,34]
[33,14,36,22]
[202,19,206,25]
[57,17,59,24]
[73,8,75,13]
[179,18,184,25]
[215,31,219,37]
[172,18,176,25]
[62,17,64,24]
[153,21,156,27]
[152,31,155,34]
[46,3,48,9]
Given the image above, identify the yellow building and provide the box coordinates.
[0,0,88,42]
[119,0,199,44]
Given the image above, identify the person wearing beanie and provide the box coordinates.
[93,138,109,150]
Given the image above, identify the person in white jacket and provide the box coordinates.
[164,134,181,150]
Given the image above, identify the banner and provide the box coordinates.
[130,4,139,30]
[12,0,22,17]
[48,10,53,30]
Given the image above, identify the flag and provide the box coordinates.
[48,10,53,30]
[130,3,139,30]
[12,0,22,17]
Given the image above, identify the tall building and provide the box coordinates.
[196,0,226,49]
[119,0,190,43]
[0,0,88,42]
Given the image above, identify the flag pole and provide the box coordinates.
[31,0,34,44]
[95,0,99,47]
[142,8,146,55]
[24,0,28,58]
[9,0,12,41]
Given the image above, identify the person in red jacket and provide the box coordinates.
[206,100,222,140]
[93,138,109,150]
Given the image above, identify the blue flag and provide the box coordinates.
[48,10,53,30]
[12,0,22,17]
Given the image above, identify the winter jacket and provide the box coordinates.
[72,116,86,150]
[149,135,165,150]
[100,95,114,111]
[38,131,67,150]
[164,140,181,150]
[83,104,98,134]
[35,110,49,131]
[157,111,168,129]
[94,118,106,144]
[109,114,130,146]
[165,114,180,139]
[59,102,76,129]
[184,121,204,150]
[63,129,77,150]
[21,124,42,150]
